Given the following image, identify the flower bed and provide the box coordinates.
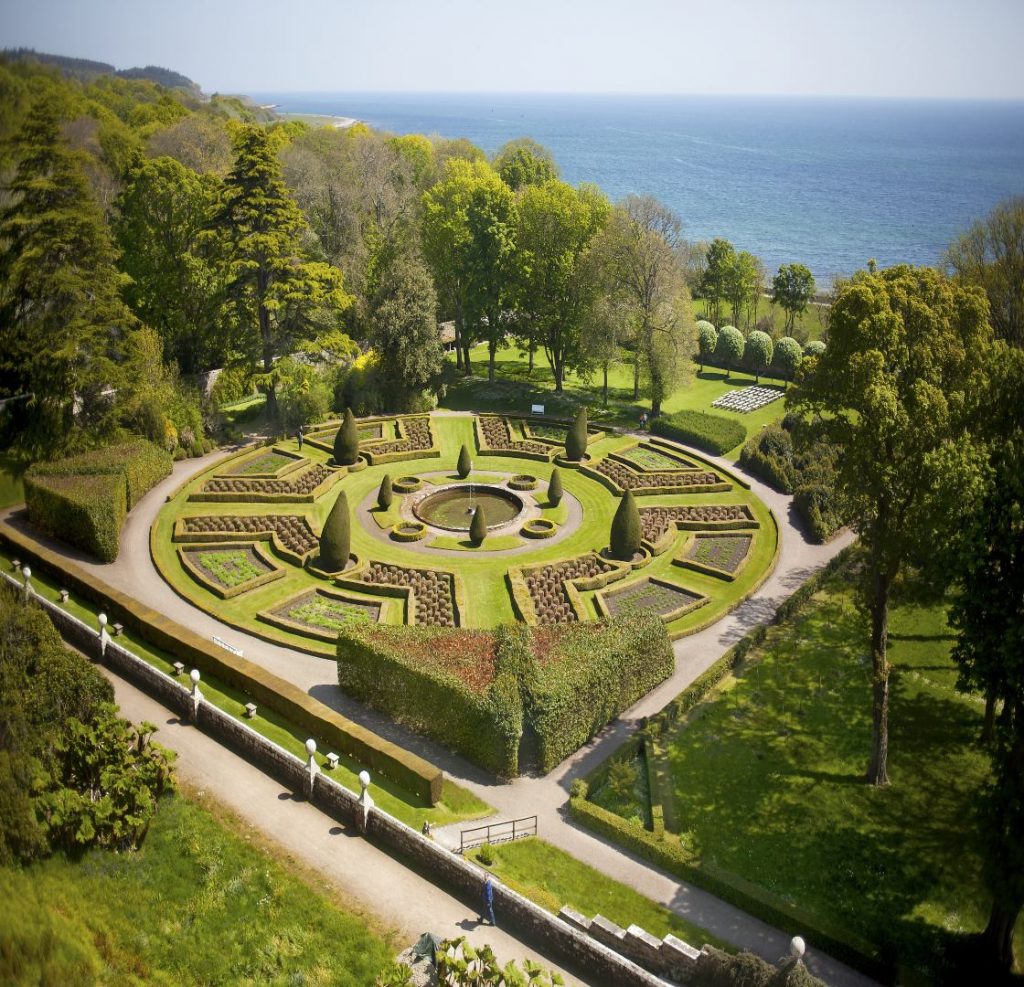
[223,449,305,478]
[477,415,552,459]
[615,443,694,472]
[518,554,619,625]
[639,504,758,552]
[178,542,284,599]
[177,514,318,561]
[592,457,725,494]
[262,588,381,641]
[508,474,538,491]
[597,577,707,623]
[677,533,753,580]
[392,520,427,542]
[521,518,556,539]
[195,462,336,499]
[358,561,458,627]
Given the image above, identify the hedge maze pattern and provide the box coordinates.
[359,561,457,627]
[524,554,617,625]
[180,514,319,557]
[593,457,721,493]
[478,415,552,457]
[639,504,757,545]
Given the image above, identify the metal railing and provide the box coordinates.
[458,815,537,854]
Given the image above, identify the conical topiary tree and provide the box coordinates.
[319,490,351,571]
[457,443,472,479]
[548,467,563,506]
[469,504,487,545]
[377,473,393,510]
[564,406,588,461]
[334,407,359,466]
[610,489,641,561]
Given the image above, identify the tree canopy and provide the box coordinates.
[772,263,816,332]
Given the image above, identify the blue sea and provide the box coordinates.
[252,92,1024,283]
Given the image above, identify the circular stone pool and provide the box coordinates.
[413,484,525,532]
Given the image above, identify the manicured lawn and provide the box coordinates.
[591,573,1022,976]
[0,451,26,508]
[692,296,830,344]
[0,792,395,986]
[468,837,734,952]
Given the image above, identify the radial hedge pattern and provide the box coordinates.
[152,412,778,657]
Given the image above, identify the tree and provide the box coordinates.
[492,137,559,191]
[512,180,609,391]
[377,473,393,510]
[564,406,588,461]
[469,504,487,545]
[610,489,641,561]
[334,408,359,466]
[773,336,803,384]
[744,330,773,383]
[804,339,826,358]
[365,252,442,411]
[591,196,695,416]
[214,125,353,420]
[945,196,1024,348]
[772,263,816,332]
[696,321,718,373]
[699,238,735,326]
[319,490,351,571]
[789,264,991,785]
[548,467,563,506]
[457,444,472,478]
[115,156,232,375]
[0,100,135,454]
[715,325,745,380]
[724,250,761,329]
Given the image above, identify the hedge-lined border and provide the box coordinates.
[508,553,632,626]
[392,521,428,542]
[608,440,700,473]
[475,415,559,463]
[517,416,605,449]
[258,586,385,642]
[672,532,754,583]
[579,459,732,499]
[177,541,286,600]
[171,516,316,568]
[345,558,466,627]
[188,464,345,504]
[593,576,709,625]
[0,520,444,805]
[645,436,753,492]
[219,446,308,480]
[644,509,760,558]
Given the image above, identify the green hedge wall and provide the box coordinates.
[24,440,172,562]
[526,612,673,773]
[650,410,746,456]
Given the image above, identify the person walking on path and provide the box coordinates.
[481,876,496,927]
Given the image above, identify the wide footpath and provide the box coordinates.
[4,432,868,987]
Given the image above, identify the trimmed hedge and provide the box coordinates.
[24,440,172,562]
[0,521,444,805]
[650,411,746,456]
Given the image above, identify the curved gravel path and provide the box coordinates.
[3,429,865,986]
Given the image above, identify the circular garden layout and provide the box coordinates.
[152,412,778,657]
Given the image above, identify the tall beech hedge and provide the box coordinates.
[24,440,171,562]
[650,409,746,456]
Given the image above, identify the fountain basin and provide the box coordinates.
[413,483,526,532]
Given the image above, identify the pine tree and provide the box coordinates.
[214,125,352,420]
[610,489,641,561]
[319,490,351,571]
[469,504,487,545]
[457,444,472,479]
[334,408,359,466]
[564,407,588,461]
[0,100,134,453]
[548,467,564,506]
[377,473,393,510]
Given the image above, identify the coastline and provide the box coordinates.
[276,109,358,129]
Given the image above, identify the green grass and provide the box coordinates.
[468,837,733,952]
[427,533,524,552]
[0,792,395,986]
[693,296,830,344]
[593,574,1022,976]
[0,451,26,508]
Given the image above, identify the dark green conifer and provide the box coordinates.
[469,504,487,545]
[319,490,351,571]
[564,407,588,461]
[457,444,472,479]
[610,489,641,561]
[377,473,393,510]
[334,408,359,466]
[548,468,564,506]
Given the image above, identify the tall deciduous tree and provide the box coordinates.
[789,264,991,786]
[744,329,773,383]
[0,100,135,454]
[214,125,352,420]
[724,250,761,329]
[944,196,1024,348]
[493,137,559,191]
[699,238,736,326]
[772,263,816,332]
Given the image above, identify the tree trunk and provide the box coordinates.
[982,898,1021,972]
[553,359,563,392]
[602,363,609,406]
[866,565,893,786]
[632,358,640,400]
[488,337,497,383]
[454,307,463,371]
[462,344,472,375]
[982,689,998,744]
[651,397,661,417]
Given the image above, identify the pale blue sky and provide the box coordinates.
[2,0,1023,99]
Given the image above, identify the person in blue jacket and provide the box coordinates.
[481,875,496,927]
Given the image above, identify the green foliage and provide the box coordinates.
[457,444,472,478]
[698,238,736,325]
[609,489,641,560]
[772,335,803,382]
[548,467,563,506]
[714,325,745,378]
[334,407,359,465]
[469,503,488,545]
[436,936,565,986]
[377,473,393,510]
[493,137,560,191]
[739,423,797,493]
[696,320,718,370]
[319,490,351,571]
[691,947,826,987]
[743,329,773,382]
[564,406,588,461]
[804,339,826,358]
[650,409,747,456]
[772,263,816,332]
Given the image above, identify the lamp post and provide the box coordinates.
[357,769,374,832]
[21,565,32,601]
[189,668,202,721]
[97,611,108,659]
[305,738,318,798]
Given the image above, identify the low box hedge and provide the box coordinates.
[650,410,747,456]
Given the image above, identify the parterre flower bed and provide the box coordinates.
[639,504,756,545]
[359,561,457,627]
[479,415,551,457]
[601,577,704,620]
[180,514,318,557]
[275,590,380,630]
[525,554,617,625]
[198,462,334,497]
[594,457,721,492]
[683,534,752,575]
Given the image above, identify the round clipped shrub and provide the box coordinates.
[548,467,564,506]
[564,407,588,461]
[333,408,359,466]
[319,490,351,571]
[696,320,718,371]
[773,335,803,383]
[610,489,641,561]
[522,518,556,539]
[469,504,487,545]
[805,339,827,358]
[509,474,537,491]
[715,325,745,380]
[393,476,423,494]
[378,473,393,510]
[391,520,427,542]
[457,443,472,479]
[744,329,774,383]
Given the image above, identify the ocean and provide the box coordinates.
[251,92,1024,284]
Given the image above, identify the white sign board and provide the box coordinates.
[531,404,545,415]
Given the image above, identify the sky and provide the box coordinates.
[2,0,1023,100]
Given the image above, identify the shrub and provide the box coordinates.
[650,410,746,456]
[696,321,718,371]
[469,504,487,545]
[318,491,351,571]
[457,443,471,479]
[609,489,641,560]
[805,339,826,358]
[739,423,796,494]
[377,474,393,510]
[715,325,745,379]
[744,330,773,382]
[333,408,359,466]
[548,467,563,505]
[773,336,803,383]
[569,778,589,799]
[564,406,588,461]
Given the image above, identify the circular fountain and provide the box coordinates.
[413,484,526,532]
